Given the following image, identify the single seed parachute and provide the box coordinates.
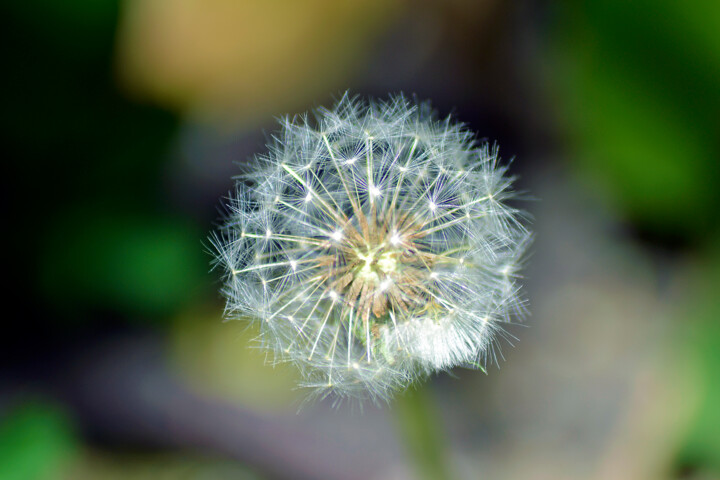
[211,93,530,402]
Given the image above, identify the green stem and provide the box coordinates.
[394,383,455,480]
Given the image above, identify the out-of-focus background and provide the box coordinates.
[2,1,720,479]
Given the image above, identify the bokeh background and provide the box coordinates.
[3,1,720,479]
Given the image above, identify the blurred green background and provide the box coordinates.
[2,0,719,479]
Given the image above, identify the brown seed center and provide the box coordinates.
[326,213,432,323]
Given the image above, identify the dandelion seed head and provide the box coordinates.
[211,93,530,403]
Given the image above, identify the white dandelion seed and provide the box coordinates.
[210,93,530,403]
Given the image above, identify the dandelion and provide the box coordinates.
[211,93,530,402]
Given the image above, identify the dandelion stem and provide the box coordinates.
[395,383,456,480]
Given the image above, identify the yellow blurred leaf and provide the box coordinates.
[169,305,303,411]
[116,0,403,123]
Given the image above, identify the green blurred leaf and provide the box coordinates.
[0,401,78,480]
[550,0,720,238]
[39,209,208,319]
[676,240,720,473]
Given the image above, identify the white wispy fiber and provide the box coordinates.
[211,93,530,403]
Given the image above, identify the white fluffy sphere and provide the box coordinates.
[211,93,530,402]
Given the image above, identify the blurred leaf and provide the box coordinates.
[169,306,302,411]
[675,239,720,473]
[39,209,207,319]
[3,0,181,328]
[550,0,720,238]
[116,0,404,122]
[0,401,78,480]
